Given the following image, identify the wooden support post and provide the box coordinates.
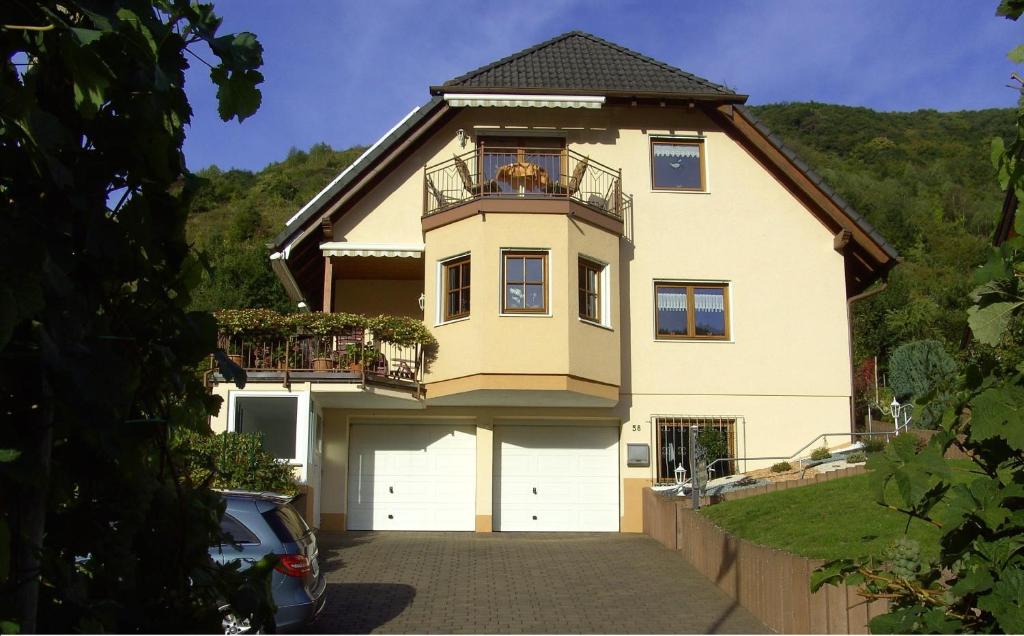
[322,256,333,313]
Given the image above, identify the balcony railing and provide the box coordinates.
[213,327,425,391]
[424,147,631,220]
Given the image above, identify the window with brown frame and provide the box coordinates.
[651,139,706,191]
[655,416,737,483]
[443,256,470,321]
[502,251,547,313]
[654,282,729,340]
[578,258,602,323]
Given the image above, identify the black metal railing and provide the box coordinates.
[215,326,425,389]
[423,147,630,220]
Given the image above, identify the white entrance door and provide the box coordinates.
[347,423,476,531]
[495,425,619,532]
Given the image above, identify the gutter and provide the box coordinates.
[846,282,889,433]
[283,104,425,228]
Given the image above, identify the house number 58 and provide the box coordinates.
[632,424,641,432]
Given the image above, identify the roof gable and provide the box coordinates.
[433,31,744,100]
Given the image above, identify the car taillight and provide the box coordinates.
[274,554,311,577]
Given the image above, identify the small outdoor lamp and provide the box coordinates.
[674,464,686,486]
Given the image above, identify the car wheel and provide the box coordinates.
[220,605,259,635]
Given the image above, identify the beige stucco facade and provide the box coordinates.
[217,99,863,533]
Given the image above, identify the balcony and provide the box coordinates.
[423,147,632,221]
[210,310,434,394]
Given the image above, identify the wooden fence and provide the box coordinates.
[643,466,887,634]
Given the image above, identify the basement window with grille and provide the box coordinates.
[654,415,739,484]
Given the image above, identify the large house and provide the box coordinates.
[208,32,898,533]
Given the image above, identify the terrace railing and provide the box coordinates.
[215,326,425,390]
[424,147,630,220]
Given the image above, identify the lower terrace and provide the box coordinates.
[210,309,435,394]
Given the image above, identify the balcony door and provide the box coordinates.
[478,136,566,195]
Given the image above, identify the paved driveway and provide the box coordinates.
[313,532,767,634]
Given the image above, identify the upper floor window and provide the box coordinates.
[443,255,471,321]
[503,250,548,314]
[579,258,603,323]
[655,282,729,340]
[651,139,705,191]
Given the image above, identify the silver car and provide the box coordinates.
[212,491,326,633]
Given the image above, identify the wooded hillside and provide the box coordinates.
[185,103,1016,367]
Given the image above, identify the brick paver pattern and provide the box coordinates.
[312,532,767,634]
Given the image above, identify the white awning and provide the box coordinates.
[444,93,605,109]
[320,242,425,258]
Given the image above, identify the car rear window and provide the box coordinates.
[220,514,260,545]
[261,504,309,543]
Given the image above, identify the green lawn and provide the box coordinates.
[699,461,978,561]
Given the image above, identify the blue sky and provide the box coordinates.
[182,1,1022,172]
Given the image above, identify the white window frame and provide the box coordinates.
[226,390,310,483]
[436,252,472,326]
[578,254,612,330]
[498,247,552,317]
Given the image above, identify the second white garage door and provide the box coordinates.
[495,425,619,532]
[347,423,475,531]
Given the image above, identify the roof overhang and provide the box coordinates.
[706,103,899,295]
[320,242,425,258]
[443,93,605,109]
[433,85,749,103]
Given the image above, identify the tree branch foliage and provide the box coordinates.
[812,6,1024,631]
[0,1,274,632]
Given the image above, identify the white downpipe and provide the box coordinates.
[269,251,307,309]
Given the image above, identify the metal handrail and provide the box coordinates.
[423,146,628,220]
[701,429,901,479]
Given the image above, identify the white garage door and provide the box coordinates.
[347,423,475,531]
[495,425,619,532]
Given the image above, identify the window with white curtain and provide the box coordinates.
[655,282,729,340]
[651,139,705,191]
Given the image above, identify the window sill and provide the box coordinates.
[579,317,614,332]
[650,189,711,195]
[654,338,734,344]
[435,316,471,327]
[499,311,552,318]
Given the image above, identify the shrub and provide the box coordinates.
[696,427,729,468]
[770,461,792,473]
[810,447,832,461]
[174,430,298,496]
[368,314,438,347]
[888,339,957,402]
[845,451,868,464]
[861,437,888,454]
[214,308,290,336]
[288,311,366,336]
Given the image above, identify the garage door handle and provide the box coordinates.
[532,487,537,495]
[389,486,394,494]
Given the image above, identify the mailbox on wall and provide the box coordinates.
[626,443,650,467]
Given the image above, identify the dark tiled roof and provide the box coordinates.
[434,31,744,101]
